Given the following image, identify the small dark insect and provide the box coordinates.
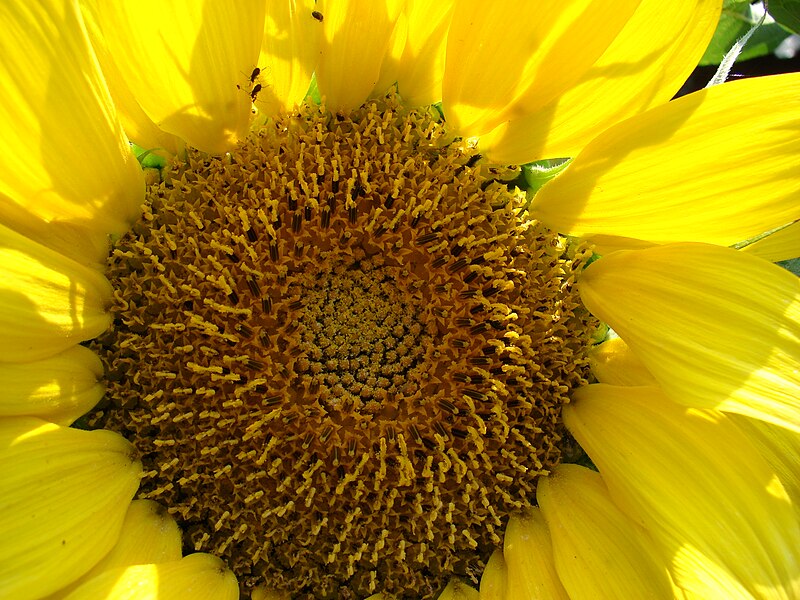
[250,83,262,102]
[311,10,323,22]
[249,67,261,83]
[466,153,483,168]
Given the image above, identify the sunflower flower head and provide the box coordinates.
[89,92,597,598]
[2,1,800,600]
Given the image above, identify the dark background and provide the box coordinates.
[679,51,800,95]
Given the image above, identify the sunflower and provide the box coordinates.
[2,0,799,599]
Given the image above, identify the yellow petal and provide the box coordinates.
[0,0,143,264]
[86,499,182,569]
[503,509,570,599]
[394,0,455,107]
[0,417,142,600]
[565,384,800,599]
[0,345,103,425]
[579,233,657,255]
[538,464,675,599]
[63,553,239,600]
[533,74,800,252]
[741,221,800,263]
[79,0,182,157]
[588,335,657,387]
[371,9,408,98]
[256,0,321,117]
[46,499,183,600]
[479,0,720,164]
[96,1,264,154]
[732,416,800,520]
[442,0,640,139]
[478,549,507,600]
[437,579,479,600]
[0,222,112,362]
[315,0,405,111]
[579,243,800,432]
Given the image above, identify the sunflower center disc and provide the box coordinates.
[90,96,596,599]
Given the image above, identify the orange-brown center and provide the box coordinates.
[89,96,596,599]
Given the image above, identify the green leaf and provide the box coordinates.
[701,2,794,64]
[723,0,751,8]
[778,258,800,277]
[738,22,797,59]
[768,0,800,33]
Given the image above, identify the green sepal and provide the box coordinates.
[522,158,571,193]
[131,144,167,169]
[305,74,321,105]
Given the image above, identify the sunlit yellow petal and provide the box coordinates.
[0,222,112,362]
[533,74,800,252]
[503,509,570,599]
[442,0,640,139]
[97,1,264,154]
[538,464,675,599]
[63,553,238,600]
[315,0,404,111]
[86,499,182,570]
[394,0,454,107]
[741,221,800,263]
[0,345,103,424]
[565,384,800,599]
[478,549,507,600]
[256,0,321,117]
[576,234,658,256]
[437,579,479,600]
[0,0,143,264]
[579,243,800,432]
[0,418,142,600]
[46,499,182,600]
[588,336,657,387]
[371,9,408,98]
[79,0,182,157]
[480,0,719,164]
[732,416,800,519]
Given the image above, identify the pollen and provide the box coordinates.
[89,95,597,599]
